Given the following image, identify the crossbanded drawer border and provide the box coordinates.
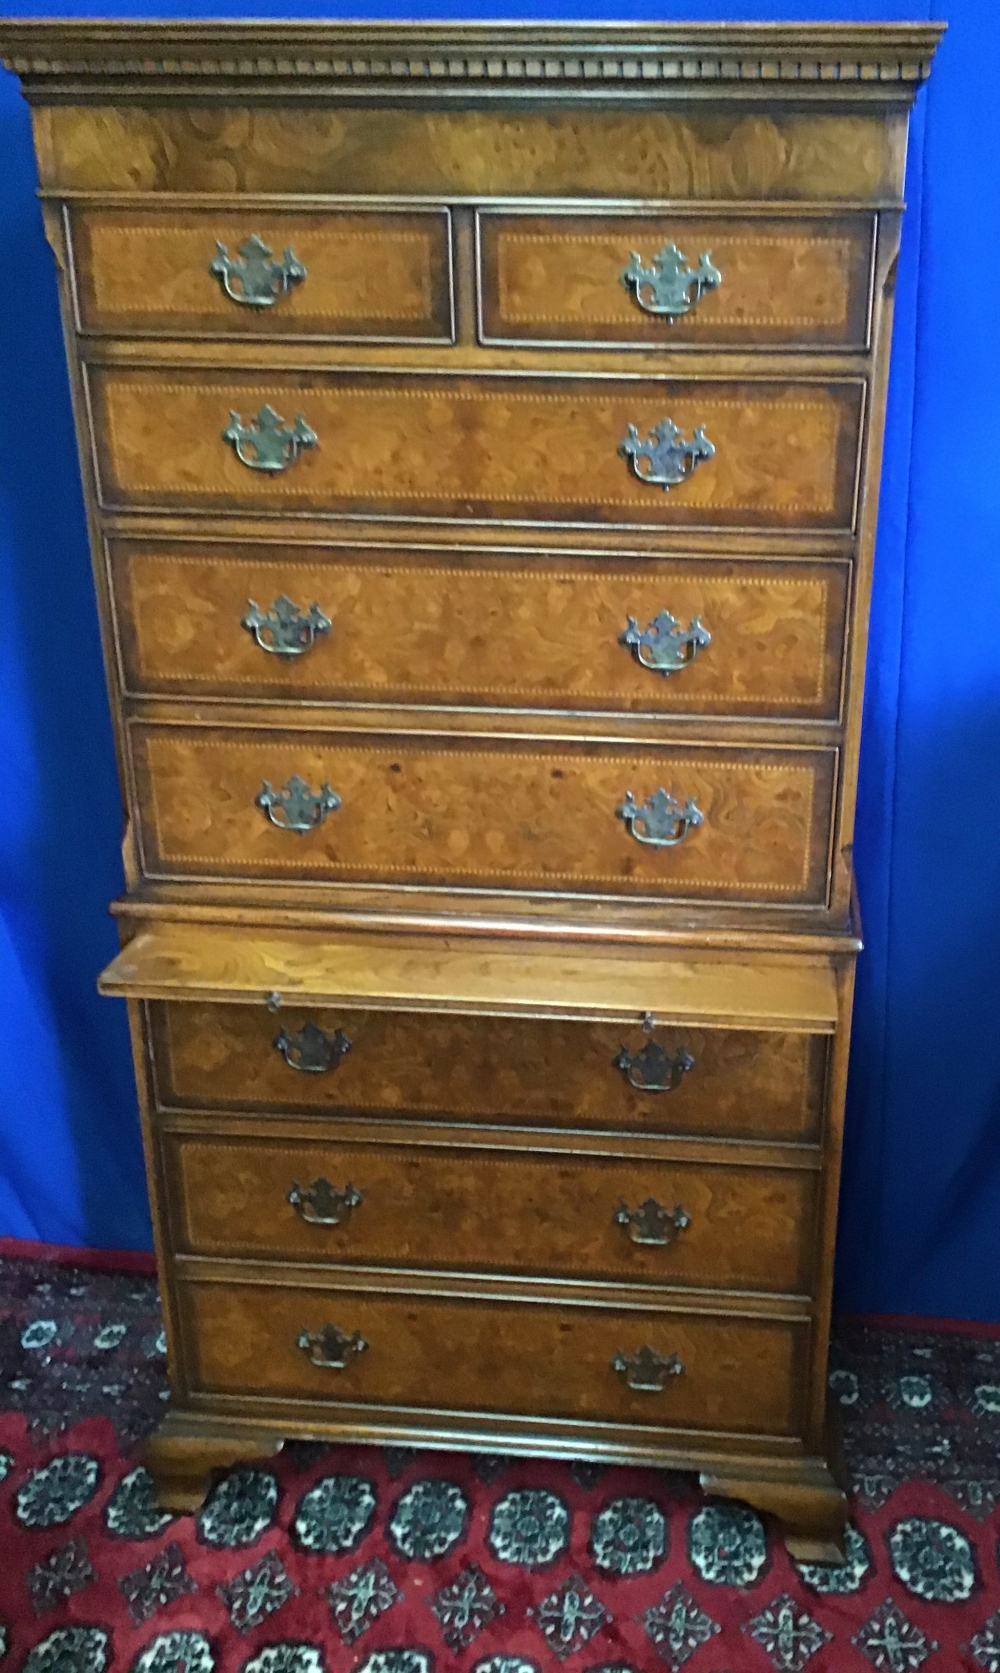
[104,535,850,723]
[126,723,836,901]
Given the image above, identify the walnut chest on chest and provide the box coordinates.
[0,18,941,1559]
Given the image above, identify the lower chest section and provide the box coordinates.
[137,982,833,1451]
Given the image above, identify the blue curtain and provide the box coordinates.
[4,0,997,1320]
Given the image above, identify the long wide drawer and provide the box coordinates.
[37,103,903,205]
[477,210,875,350]
[162,1129,818,1295]
[87,367,864,531]
[149,1002,827,1144]
[109,539,850,721]
[128,724,836,903]
[177,1276,807,1436]
[69,206,454,341]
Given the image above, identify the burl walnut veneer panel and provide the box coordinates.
[88,368,864,532]
[129,725,837,903]
[478,211,875,350]
[164,1130,819,1294]
[69,206,454,341]
[150,1002,828,1144]
[33,103,906,202]
[178,1278,806,1437]
[110,541,849,721]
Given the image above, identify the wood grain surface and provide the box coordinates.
[178,1277,806,1435]
[100,927,840,1032]
[33,103,906,202]
[88,368,865,531]
[163,1128,818,1293]
[150,1000,828,1142]
[128,724,837,902]
[110,540,849,720]
[479,210,874,349]
[70,205,454,341]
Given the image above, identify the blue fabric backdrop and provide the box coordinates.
[1,0,995,1319]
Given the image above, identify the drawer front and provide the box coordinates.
[178,1278,806,1436]
[150,1003,827,1144]
[69,206,454,342]
[478,211,874,350]
[110,540,849,721]
[164,1131,818,1294]
[40,105,902,205]
[89,368,864,532]
[130,725,836,904]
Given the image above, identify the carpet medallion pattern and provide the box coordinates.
[2,1255,1000,1670]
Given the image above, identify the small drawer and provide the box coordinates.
[162,1128,819,1295]
[149,1003,827,1145]
[178,1276,807,1437]
[69,206,454,342]
[128,723,837,905]
[477,210,875,350]
[87,367,864,533]
[108,538,850,722]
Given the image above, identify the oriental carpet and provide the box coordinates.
[2,1252,1000,1672]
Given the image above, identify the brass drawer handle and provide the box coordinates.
[612,1346,684,1393]
[613,1037,695,1094]
[274,1020,352,1074]
[210,235,306,308]
[223,404,318,473]
[619,418,714,491]
[297,1324,368,1370]
[288,1177,363,1225]
[617,789,703,849]
[614,1198,690,1246]
[256,775,341,834]
[620,243,721,321]
[620,610,711,676]
[243,595,332,658]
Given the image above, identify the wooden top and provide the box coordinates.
[98,923,839,1031]
[0,19,944,103]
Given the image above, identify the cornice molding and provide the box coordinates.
[0,20,945,102]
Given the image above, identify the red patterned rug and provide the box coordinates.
[2,1251,1000,1672]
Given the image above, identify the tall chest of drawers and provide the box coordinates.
[1,19,941,1559]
